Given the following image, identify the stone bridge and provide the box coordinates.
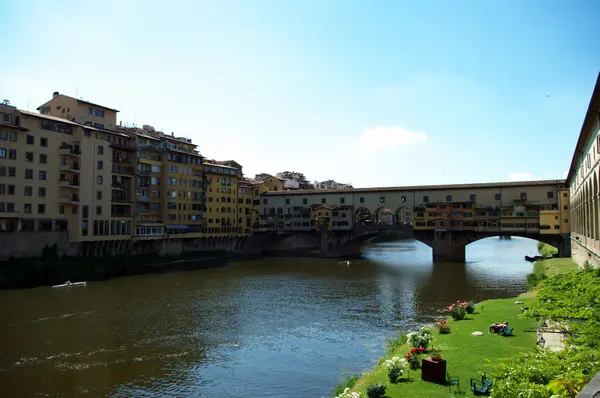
[320,223,570,261]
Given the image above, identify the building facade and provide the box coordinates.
[566,73,600,267]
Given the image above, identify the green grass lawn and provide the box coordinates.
[345,297,538,397]
[533,257,579,276]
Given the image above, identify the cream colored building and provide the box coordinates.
[566,73,600,267]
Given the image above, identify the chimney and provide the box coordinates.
[53,91,59,98]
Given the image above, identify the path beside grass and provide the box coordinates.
[533,243,579,276]
[346,297,538,397]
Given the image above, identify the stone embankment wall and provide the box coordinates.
[0,231,69,261]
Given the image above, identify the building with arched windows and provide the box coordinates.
[566,72,600,267]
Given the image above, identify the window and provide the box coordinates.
[0,148,5,158]
[96,206,102,215]
[98,145,104,155]
[39,170,46,180]
[360,197,365,203]
[82,206,89,218]
[564,205,568,210]
[380,196,385,203]
[587,154,591,168]
[59,205,64,214]
[39,154,47,164]
[285,198,290,205]
[25,152,33,162]
[97,160,103,170]
[2,114,8,122]
[520,192,527,200]
[97,191,102,200]
[26,135,34,145]
[6,149,16,160]
[321,198,326,204]
[40,137,48,147]
[24,203,32,213]
[38,187,46,197]
[563,192,568,198]
[303,198,307,205]
[0,185,4,194]
[25,169,33,179]
[401,196,406,202]
[38,204,45,214]
[8,167,15,177]
[88,107,93,115]
[446,194,452,202]
[547,191,554,199]
[495,193,501,200]
[97,175,103,185]
[470,194,476,201]
[423,196,429,203]
[263,198,268,205]
[7,185,14,195]
[82,221,88,236]
[93,123,104,129]
[24,186,32,196]
[340,197,345,204]
[95,109,105,118]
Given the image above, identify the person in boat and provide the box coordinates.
[489,321,508,333]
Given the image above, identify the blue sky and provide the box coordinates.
[1,0,599,188]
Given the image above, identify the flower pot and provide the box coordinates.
[430,355,442,361]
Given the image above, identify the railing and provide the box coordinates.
[112,156,130,163]
[58,178,80,186]
[112,165,134,175]
[111,195,132,202]
[59,194,79,202]
[110,142,136,151]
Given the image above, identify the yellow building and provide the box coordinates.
[238,179,266,235]
[540,188,570,234]
[262,175,285,192]
[203,160,241,237]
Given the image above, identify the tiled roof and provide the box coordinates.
[19,109,82,126]
[265,179,566,196]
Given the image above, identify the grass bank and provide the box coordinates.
[339,297,537,397]
[533,242,579,276]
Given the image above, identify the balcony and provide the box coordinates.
[110,141,136,152]
[59,162,80,173]
[137,195,150,202]
[58,178,80,188]
[112,165,134,175]
[111,195,133,203]
[136,143,165,152]
[59,143,81,157]
[112,156,130,163]
[59,194,79,204]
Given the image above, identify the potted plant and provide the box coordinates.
[435,319,451,334]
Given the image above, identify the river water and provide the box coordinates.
[0,237,537,397]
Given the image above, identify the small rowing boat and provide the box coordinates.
[52,281,87,288]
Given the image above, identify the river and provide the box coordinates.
[0,237,538,397]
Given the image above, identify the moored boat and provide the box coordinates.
[52,281,87,288]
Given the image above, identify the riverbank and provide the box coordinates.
[333,251,581,397]
[335,296,537,397]
[0,249,263,290]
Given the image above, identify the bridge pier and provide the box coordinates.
[557,234,571,258]
[432,231,467,263]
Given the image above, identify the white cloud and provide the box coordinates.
[356,126,428,151]
[507,172,535,181]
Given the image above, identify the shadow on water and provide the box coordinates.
[0,237,537,397]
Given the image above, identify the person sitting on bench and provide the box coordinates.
[489,321,508,333]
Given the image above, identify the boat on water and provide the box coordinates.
[52,281,87,288]
[524,255,543,262]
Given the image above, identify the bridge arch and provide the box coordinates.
[394,206,412,227]
[355,207,371,225]
[373,207,393,224]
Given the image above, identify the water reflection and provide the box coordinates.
[0,237,537,397]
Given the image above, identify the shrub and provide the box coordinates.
[466,301,476,314]
[407,329,434,349]
[366,383,386,398]
[435,319,451,334]
[383,356,407,382]
[404,347,425,369]
[448,301,468,320]
[334,388,361,398]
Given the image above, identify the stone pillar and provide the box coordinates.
[557,234,572,258]
[319,224,329,255]
[432,231,466,263]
